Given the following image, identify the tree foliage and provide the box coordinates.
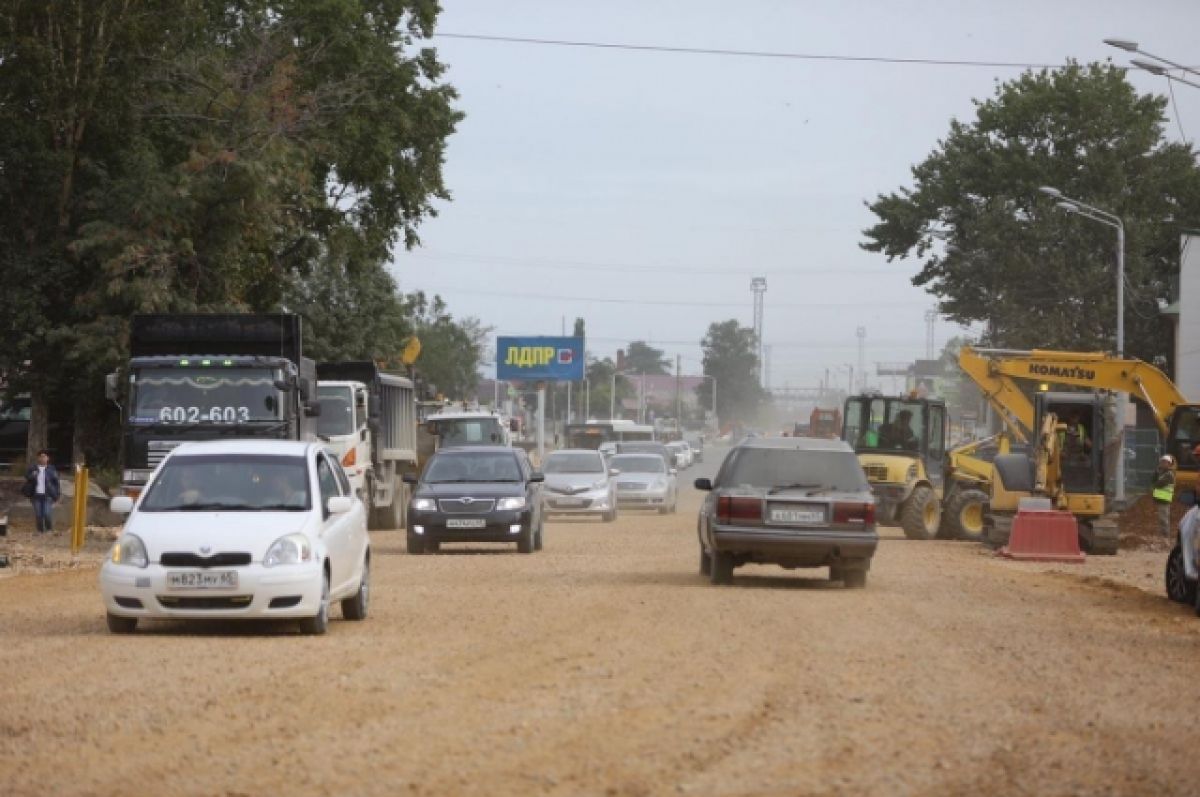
[407,292,489,401]
[861,62,1200,362]
[698,320,765,427]
[623,340,670,376]
[0,1,461,463]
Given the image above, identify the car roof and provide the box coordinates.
[169,440,314,457]
[735,436,854,453]
[546,448,602,456]
[433,445,516,455]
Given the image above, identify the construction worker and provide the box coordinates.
[1153,454,1176,539]
[1058,411,1091,457]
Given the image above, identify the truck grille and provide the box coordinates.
[438,498,496,514]
[147,440,184,468]
[863,464,889,482]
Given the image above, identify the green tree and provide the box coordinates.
[624,340,670,375]
[698,320,765,427]
[408,292,489,400]
[0,1,461,464]
[861,62,1200,363]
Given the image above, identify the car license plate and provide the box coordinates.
[555,498,585,507]
[770,507,824,524]
[447,518,487,529]
[167,571,238,590]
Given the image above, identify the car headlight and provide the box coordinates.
[496,496,526,511]
[263,533,312,567]
[110,533,148,568]
[412,497,436,511]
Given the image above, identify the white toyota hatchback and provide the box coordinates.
[100,440,370,635]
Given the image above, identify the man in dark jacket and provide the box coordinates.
[22,449,61,533]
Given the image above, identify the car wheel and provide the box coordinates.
[534,519,544,551]
[699,546,711,576]
[1166,544,1195,604]
[843,569,868,589]
[517,524,534,554]
[709,551,734,585]
[341,554,370,621]
[425,541,441,553]
[106,612,137,634]
[604,505,617,522]
[406,532,425,555]
[299,571,330,635]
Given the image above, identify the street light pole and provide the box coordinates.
[1041,186,1128,505]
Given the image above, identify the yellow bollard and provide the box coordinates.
[71,465,89,555]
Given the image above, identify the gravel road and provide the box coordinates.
[2,453,1198,796]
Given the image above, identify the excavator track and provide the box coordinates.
[1079,516,1120,556]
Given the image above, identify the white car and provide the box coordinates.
[667,441,693,469]
[99,440,370,635]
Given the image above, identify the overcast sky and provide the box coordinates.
[388,0,1200,392]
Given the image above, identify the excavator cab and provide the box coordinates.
[1166,407,1200,472]
[1035,392,1106,496]
[842,395,948,539]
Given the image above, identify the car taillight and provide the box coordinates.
[833,502,875,525]
[342,448,356,467]
[717,496,763,524]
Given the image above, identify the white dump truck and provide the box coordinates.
[316,361,417,530]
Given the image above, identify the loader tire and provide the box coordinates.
[900,486,940,541]
[942,489,988,543]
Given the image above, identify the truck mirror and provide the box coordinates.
[274,379,293,392]
[305,400,322,417]
[104,373,119,402]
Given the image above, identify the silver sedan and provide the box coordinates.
[541,449,618,522]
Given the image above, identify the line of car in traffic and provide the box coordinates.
[98,433,877,635]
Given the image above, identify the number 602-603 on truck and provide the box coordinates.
[107,314,322,497]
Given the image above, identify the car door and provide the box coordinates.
[331,450,368,577]
[316,452,354,597]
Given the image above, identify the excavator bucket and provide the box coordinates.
[998,508,1086,564]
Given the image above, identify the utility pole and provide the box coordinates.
[856,326,866,393]
[925,309,937,359]
[764,344,773,392]
[675,354,682,425]
[751,277,767,387]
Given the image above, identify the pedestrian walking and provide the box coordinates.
[1152,454,1176,539]
[21,449,61,534]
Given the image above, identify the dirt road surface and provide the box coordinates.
[2,452,1199,796]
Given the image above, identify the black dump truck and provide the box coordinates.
[109,314,320,495]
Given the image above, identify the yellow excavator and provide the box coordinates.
[953,347,1200,554]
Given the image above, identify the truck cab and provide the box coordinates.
[425,409,512,449]
[316,380,371,495]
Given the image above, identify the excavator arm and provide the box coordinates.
[958,346,1189,437]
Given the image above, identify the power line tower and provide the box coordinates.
[751,277,767,386]
[925,308,937,359]
[856,326,866,392]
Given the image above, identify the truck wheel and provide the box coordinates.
[942,489,988,543]
[389,475,406,530]
[900,486,940,541]
[517,524,534,554]
[1166,544,1197,605]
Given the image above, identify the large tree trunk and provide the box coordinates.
[25,389,49,465]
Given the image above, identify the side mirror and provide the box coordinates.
[401,473,418,485]
[105,373,119,402]
[669,468,677,476]
[609,468,621,477]
[110,496,134,514]
[529,471,545,483]
[694,478,713,491]
[327,496,353,515]
[305,401,322,417]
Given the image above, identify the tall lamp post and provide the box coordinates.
[1104,38,1200,89]
[1039,185,1128,505]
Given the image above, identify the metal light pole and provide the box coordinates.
[610,371,618,420]
[1105,38,1200,89]
[1040,185,1128,505]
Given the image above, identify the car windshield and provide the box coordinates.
[139,454,311,511]
[316,385,355,437]
[543,452,604,474]
[721,448,868,492]
[424,452,522,483]
[610,455,666,474]
[436,417,504,445]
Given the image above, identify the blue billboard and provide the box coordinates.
[497,336,584,381]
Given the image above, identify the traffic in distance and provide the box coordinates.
[85,314,1200,635]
